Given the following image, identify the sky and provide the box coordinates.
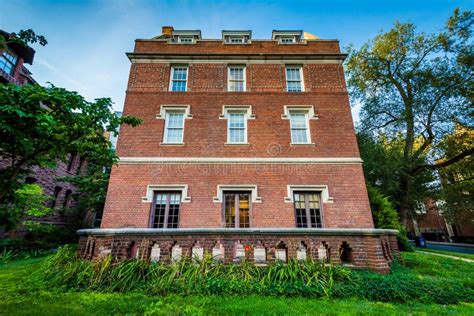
[2,0,472,121]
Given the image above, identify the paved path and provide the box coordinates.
[416,250,474,263]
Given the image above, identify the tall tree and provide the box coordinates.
[347,9,473,225]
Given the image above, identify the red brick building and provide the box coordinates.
[0,30,86,234]
[78,27,399,272]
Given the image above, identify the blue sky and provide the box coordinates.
[2,0,472,119]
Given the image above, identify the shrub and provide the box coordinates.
[41,246,473,304]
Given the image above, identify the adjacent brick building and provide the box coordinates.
[78,27,399,272]
[0,30,86,234]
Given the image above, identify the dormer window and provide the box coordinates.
[170,30,201,44]
[222,30,251,44]
[272,30,303,44]
[229,36,244,44]
[178,36,194,44]
[280,36,296,44]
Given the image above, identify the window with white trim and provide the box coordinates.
[294,192,323,228]
[151,192,181,228]
[280,36,296,44]
[164,110,185,143]
[177,36,194,43]
[228,36,244,43]
[228,66,245,92]
[169,66,188,92]
[0,48,18,75]
[285,66,304,92]
[227,111,247,143]
[289,110,310,144]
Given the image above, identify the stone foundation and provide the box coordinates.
[77,228,399,274]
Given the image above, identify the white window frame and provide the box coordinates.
[157,105,192,145]
[289,111,311,144]
[226,111,248,144]
[177,36,194,44]
[227,36,245,44]
[219,105,255,145]
[227,66,246,92]
[169,66,188,92]
[280,36,296,44]
[163,110,185,144]
[281,105,317,145]
[285,66,305,92]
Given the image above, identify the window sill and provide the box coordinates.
[159,142,185,146]
[290,143,315,146]
[225,143,250,146]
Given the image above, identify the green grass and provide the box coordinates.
[416,248,474,260]
[0,253,473,315]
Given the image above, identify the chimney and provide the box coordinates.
[162,26,174,37]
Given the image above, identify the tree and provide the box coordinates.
[0,83,141,229]
[0,29,47,49]
[347,9,473,225]
[437,124,473,227]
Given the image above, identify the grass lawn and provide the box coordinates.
[0,252,473,315]
[417,248,474,260]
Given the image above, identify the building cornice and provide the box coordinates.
[78,227,398,236]
[127,52,347,64]
[117,157,363,164]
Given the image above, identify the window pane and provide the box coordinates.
[289,113,306,128]
[165,128,183,143]
[228,113,245,127]
[172,68,187,80]
[167,113,184,128]
[224,193,236,228]
[286,68,301,80]
[239,193,250,228]
[291,129,308,143]
[287,81,302,92]
[229,129,245,143]
[172,80,186,92]
[152,192,181,229]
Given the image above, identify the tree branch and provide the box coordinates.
[412,146,474,174]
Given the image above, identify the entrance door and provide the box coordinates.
[223,192,250,228]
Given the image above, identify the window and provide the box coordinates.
[293,192,322,228]
[169,67,188,92]
[280,36,296,44]
[51,186,62,209]
[227,111,247,144]
[164,110,185,143]
[228,66,246,92]
[223,192,250,228]
[63,190,72,209]
[286,66,304,92]
[289,111,310,144]
[228,36,244,43]
[76,156,85,175]
[178,36,194,43]
[67,153,76,171]
[150,192,181,228]
[0,48,18,75]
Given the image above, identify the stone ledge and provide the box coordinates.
[78,227,398,237]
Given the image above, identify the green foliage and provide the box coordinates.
[0,29,47,50]
[39,246,474,305]
[347,9,473,222]
[0,83,142,229]
[42,246,351,297]
[367,185,400,229]
[0,184,52,231]
[366,185,412,251]
[1,253,474,314]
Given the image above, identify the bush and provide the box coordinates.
[42,246,351,297]
[367,185,412,251]
[40,246,474,305]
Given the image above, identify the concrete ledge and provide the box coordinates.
[78,227,398,237]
